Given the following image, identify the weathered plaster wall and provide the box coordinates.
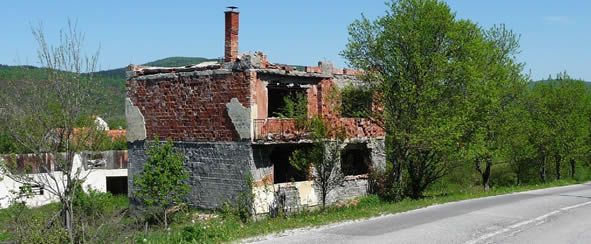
[126,98,147,142]
[250,138,385,214]
[252,178,369,215]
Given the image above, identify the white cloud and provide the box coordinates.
[543,16,571,24]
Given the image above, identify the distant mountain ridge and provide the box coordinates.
[0,57,218,123]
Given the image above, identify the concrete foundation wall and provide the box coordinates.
[128,141,252,210]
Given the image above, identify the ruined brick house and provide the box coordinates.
[126,8,385,214]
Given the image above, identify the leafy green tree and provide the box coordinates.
[343,0,487,198]
[0,132,19,154]
[289,117,345,210]
[276,92,308,119]
[133,137,189,229]
[462,24,527,190]
[502,94,538,184]
[528,73,591,180]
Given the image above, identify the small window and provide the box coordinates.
[341,144,371,176]
[268,86,307,118]
[340,85,373,118]
[106,176,128,195]
[19,184,44,195]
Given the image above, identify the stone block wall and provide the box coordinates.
[325,177,369,205]
[128,141,252,210]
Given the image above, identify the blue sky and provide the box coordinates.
[1,1,589,81]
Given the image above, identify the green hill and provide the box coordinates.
[1,56,307,126]
[1,57,218,125]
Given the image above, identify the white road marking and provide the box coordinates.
[464,200,591,244]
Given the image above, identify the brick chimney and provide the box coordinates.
[224,7,239,62]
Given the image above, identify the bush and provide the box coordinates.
[12,217,69,244]
[368,167,404,202]
[1,202,69,244]
[182,224,206,242]
[73,186,125,217]
[490,163,518,187]
[133,137,189,229]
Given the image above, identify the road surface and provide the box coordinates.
[246,182,591,244]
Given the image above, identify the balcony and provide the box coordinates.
[253,118,309,142]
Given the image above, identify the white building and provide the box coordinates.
[0,150,128,208]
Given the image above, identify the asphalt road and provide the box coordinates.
[246,182,591,244]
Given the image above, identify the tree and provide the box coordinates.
[343,0,486,198]
[462,24,527,190]
[289,117,345,210]
[0,20,100,242]
[528,73,591,181]
[133,137,189,229]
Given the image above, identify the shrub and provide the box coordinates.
[134,137,189,229]
[368,167,404,202]
[490,163,518,187]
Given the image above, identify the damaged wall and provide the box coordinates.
[127,69,251,142]
[250,138,385,214]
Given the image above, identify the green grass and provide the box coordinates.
[138,179,586,244]
[0,194,130,242]
[0,180,585,243]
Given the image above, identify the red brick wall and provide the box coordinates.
[251,73,268,120]
[256,77,385,141]
[127,72,250,142]
[313,78,384,138]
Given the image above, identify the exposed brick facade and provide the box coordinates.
[127,72,250,142]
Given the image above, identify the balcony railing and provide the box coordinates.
[253,118,309,142]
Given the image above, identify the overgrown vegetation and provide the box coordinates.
[339,84,373,118]
[133,137,189,229]
[0,189,132,244]
[275,92,308,119]
[289,117,346,210]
